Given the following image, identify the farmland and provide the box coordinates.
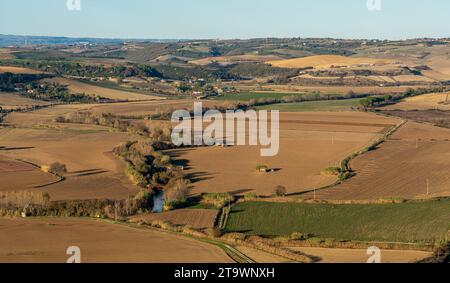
[44,78,163,101]
[1,36,450,264]
[309,122,450,200]
[0,106,141,200]
[256,99,361,112]
[382,92,450,111]
[268,55,394,69]
[0,156,58,192]
[189,54,283,66]
[225,201,450,243]
[0,218,232,263]
[168,112,399,196]
[0,92,50,110]
[287,247,432,263]
[130,209,218,229]
[0,66,43,74]
[212,92,306,102]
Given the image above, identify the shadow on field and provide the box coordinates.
[186,171,214,183]
[166,148,192,170]
[70,168,103,174]
[0,146,35,151]
[228,189,254,195]
[173,195,203,209]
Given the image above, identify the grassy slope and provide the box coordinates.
[225,201,450,243]
[256,99,361,112]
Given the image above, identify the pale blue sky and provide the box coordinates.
[0,0,449,39]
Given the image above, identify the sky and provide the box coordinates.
[0,0,449,40]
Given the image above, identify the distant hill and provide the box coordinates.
[0,34,179,47]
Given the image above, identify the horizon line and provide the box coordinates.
[2,33,450,43]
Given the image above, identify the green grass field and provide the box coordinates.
[212,92,305,101]
[225,200,450,243]
[255,99,361,112]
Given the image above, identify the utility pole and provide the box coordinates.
[426,178,430,196]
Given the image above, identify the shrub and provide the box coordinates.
[206,227,223,238]
[305,237,323,245]
[48,162,67,176]
[125,163,148,188]
[321,167,341,176]
[274,185,287,197]
[222,233,246,241]
[201,193,234,209]
[182,225,206,237]
[256,164,269,172]
[243,192,258,201]
[164,178,191,208]
[290,232,311,241]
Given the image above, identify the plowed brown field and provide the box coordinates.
[168,112,399,196]
[0,218,233,263]
[0,156,58,192]
[131,209,218,229]
[308,122,450,200]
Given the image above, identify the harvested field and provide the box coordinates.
[0,49,16,60]
[0,218,233,263]
[0,108,140,200]
[130,209,218,229]
[288,247,432,263]
[88,99,218,117]
[44,77,163,101]
[0,66,42,74]
[309,122,450,200]
[0,155,35,172]
[190,55,283,66]
[234,84,422,95]
[380,109,450,129]
[235,246,294,263]
[268,55,394,69]
[392,75,436,83]
[383,92,450,111]
[0,92,50,110]
[424,46,450,80]
[3,104,92,126]
[0,156,58,192]
[168,112,399,196]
